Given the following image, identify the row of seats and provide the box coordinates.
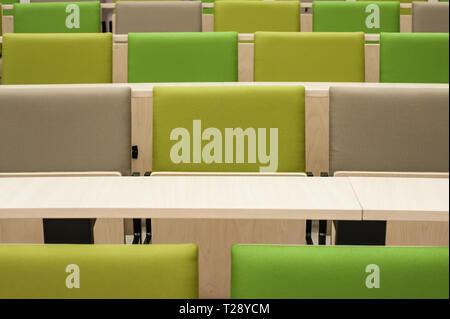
[1,31,448,84]
[1,84,447,245]
[1,85,447,176]
[2,1,449,34]
[0,244,447,298]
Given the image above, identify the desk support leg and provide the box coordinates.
[132,219,142,244]
[319,220,327,245]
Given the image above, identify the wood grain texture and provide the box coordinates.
[0,172,123,244]
[0,219,43,244]
[300,13,312,32]
[238,42,254,82]
[152,218,305,298]
[131,95,153,174]
[0,176,363,220]
[335,172,449,178]
[113,43,128,84]
[386,221,449,246]
[349,177,449,222]
[202,14,214,32]
[1,16,13,34]
[306,95,329,176]
[400,15,413,33]
[93,218,125,244]
[365,44,380,83]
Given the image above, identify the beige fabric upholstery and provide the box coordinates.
[0,87,131,176]
[412,2,449,33]
[329,87,449,174]
[115,1,202,34]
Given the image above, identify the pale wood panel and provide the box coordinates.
[0,173,123,244]
[0,176,363,220]
[300,13,312,32]
[202,14,214,32]
[400,15,412,33]
[153,219,305,299]
[0,219,43,244]
[152,172,307,177]
[238,42,254,82]
[349,177,449,222]
[94,218,125,244]
[365,44,380,83]
[113,43,127,84]
[335,171,449,178]
[1,82,446,92]
[386,221,449,246]
[131,95,153,174]
[1,16,13,34]
[305,95,329,176]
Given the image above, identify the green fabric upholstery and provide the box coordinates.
[380,32,449,83]
[214,1,300,33]
[12,2,101,33]
[0,244,198,299]
[231,245,449,299]
[1,1,20,55]
[2,33,112,84]
[128,32,237,83]
[313,1,400,33]
[357,0,425,15]
[152,86,305,173]
[254,32,365,82]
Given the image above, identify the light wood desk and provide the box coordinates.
[349,177,449,247]
[0,176,362,220]
[349,177,449,222]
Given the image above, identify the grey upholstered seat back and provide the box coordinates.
[329,87,449,174]
[0,87,131,176]
[412,2,449,33]
[115,1,202,34]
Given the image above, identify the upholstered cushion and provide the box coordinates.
[214,0,300,33]
[0,244,198,299]
[152,86,305,172]
[115,1,202,34]
[380,32,449,83]
[128,32,238,82]
[2,33,112,84]
[13,2,101,33]
[313,1,400,33]
[412,2,449,33]
[254,32,365,82]
[231,245,449,298]
[0,87,131,176]
[329,87,449,174]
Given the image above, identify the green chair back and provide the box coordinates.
[128,32,238,83]
[313,1,400,33]
[214,0,300,33]
[12,1,101,33]
[152,86,306,173]
[357,0,426,15]
[254,32,365,82]
[231,245,449,299]
[380,32,449,83]
[0,244,198,299]
[2,33,112,84]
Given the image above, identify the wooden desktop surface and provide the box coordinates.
[349,177,449,222]
[0,176,361,220]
